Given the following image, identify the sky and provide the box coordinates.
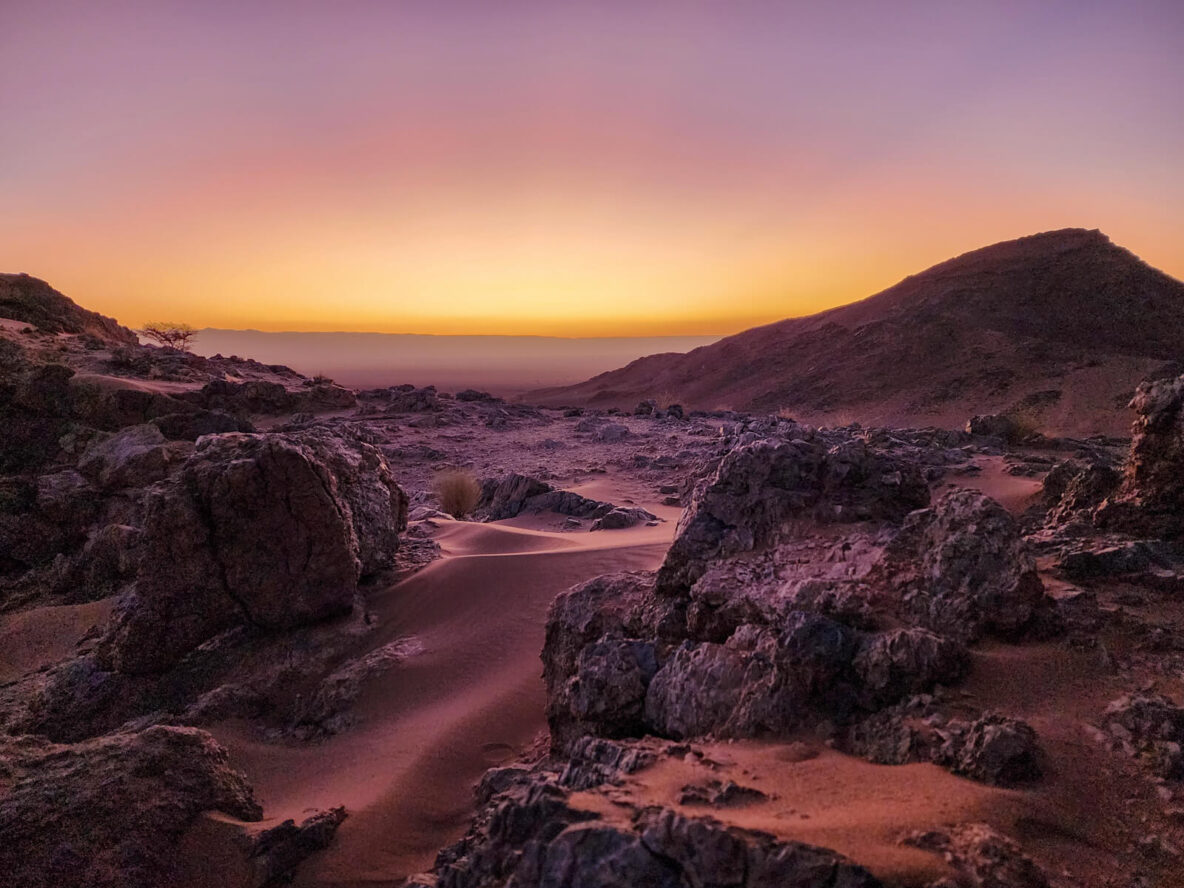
[1,1,1182,336]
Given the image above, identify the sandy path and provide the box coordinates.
[207,516,675,887]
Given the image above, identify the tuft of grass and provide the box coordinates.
[433,469,482,519]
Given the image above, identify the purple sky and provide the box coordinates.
[2,1,1182,334]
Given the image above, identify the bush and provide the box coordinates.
[433,469,482,518]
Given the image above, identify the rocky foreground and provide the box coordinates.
[2,277,1184,887]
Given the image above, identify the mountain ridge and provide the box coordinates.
[524,229,1184,435]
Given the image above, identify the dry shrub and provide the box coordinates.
[433,469,482,518]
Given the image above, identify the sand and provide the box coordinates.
[0,599,111,685]
[191,499,675,887]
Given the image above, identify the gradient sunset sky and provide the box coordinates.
[2,1,1182,336]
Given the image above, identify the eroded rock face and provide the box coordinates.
[76,423,189,490]
[1097,374,1184,539]
[656,436,929,597]
[98,429,407,674]
[0,726,260,888]
[870,490,1051,641]
[903,823,1050,888]
[432,770,882,888]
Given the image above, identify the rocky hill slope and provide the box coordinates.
[526,229,1184,436]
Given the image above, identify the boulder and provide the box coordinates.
[942,713,1043,785]
[656,436,929,597]
[98,429,407,674]
[595,422,629,443]
[589,506,657,531]
[870,490,1052,641]
[477,473,553,520]
[249,807,348,887]
[966,413,1021,440]
[0,726,260,888]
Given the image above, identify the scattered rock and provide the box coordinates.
[0,726,261,888]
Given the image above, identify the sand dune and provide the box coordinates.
[195,510,675,887]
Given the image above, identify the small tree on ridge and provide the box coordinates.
[140,321,197,352]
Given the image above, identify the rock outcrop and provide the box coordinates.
[1097,374,1184,539]
[431,768,882,888]
[870,489,1052,641]
[656,436,930,597]
[541,421,1054,800]
[98,428,407,674]
[0,726,260,888]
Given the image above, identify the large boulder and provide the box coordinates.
[656,436,929,597]
[98,429,407,674]
[870,490,1052,641]
[0,726,260,888]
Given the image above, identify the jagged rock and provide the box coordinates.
[634,399,656,415]
[69,376,196,431]
[185,379,356,416]
[478,473,553,520]
[656,436,929,597]
[250,807,347,887]
[595,422,630,443]
[456,389,499,402]
[678,778,768,807]
[870,490,1052,641]
[589,506,657,531]
[1041,459,1121,523]
[151,409,255,441]
[432,771,881,888]
[0,726,261,888]
[852,628,969,704]
[1104,693,1184,742]
[97,429,407,674]
[389,385,440,412]
[1103,693,1184,779]
[903,823,1049,887]
[1056,540,1180,581]
[849,705,1042,786]
[543,572,682,750]
[76,423,189,490]
[942,714,1043,785]
[966,413,1021,441]
[557,736,658,790]
[1097,374,1184,539]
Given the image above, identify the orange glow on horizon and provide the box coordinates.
[2,2,1182,337]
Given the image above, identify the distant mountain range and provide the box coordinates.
[190,329,721,395]
[526,229,1184,436]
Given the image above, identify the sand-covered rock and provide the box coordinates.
[0,725,260,888]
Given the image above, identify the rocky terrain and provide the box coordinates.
[2,276,1184,887]
[527,229,1184,437]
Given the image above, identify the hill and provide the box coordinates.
[525,229,1184,436]
[0,274,138,345]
